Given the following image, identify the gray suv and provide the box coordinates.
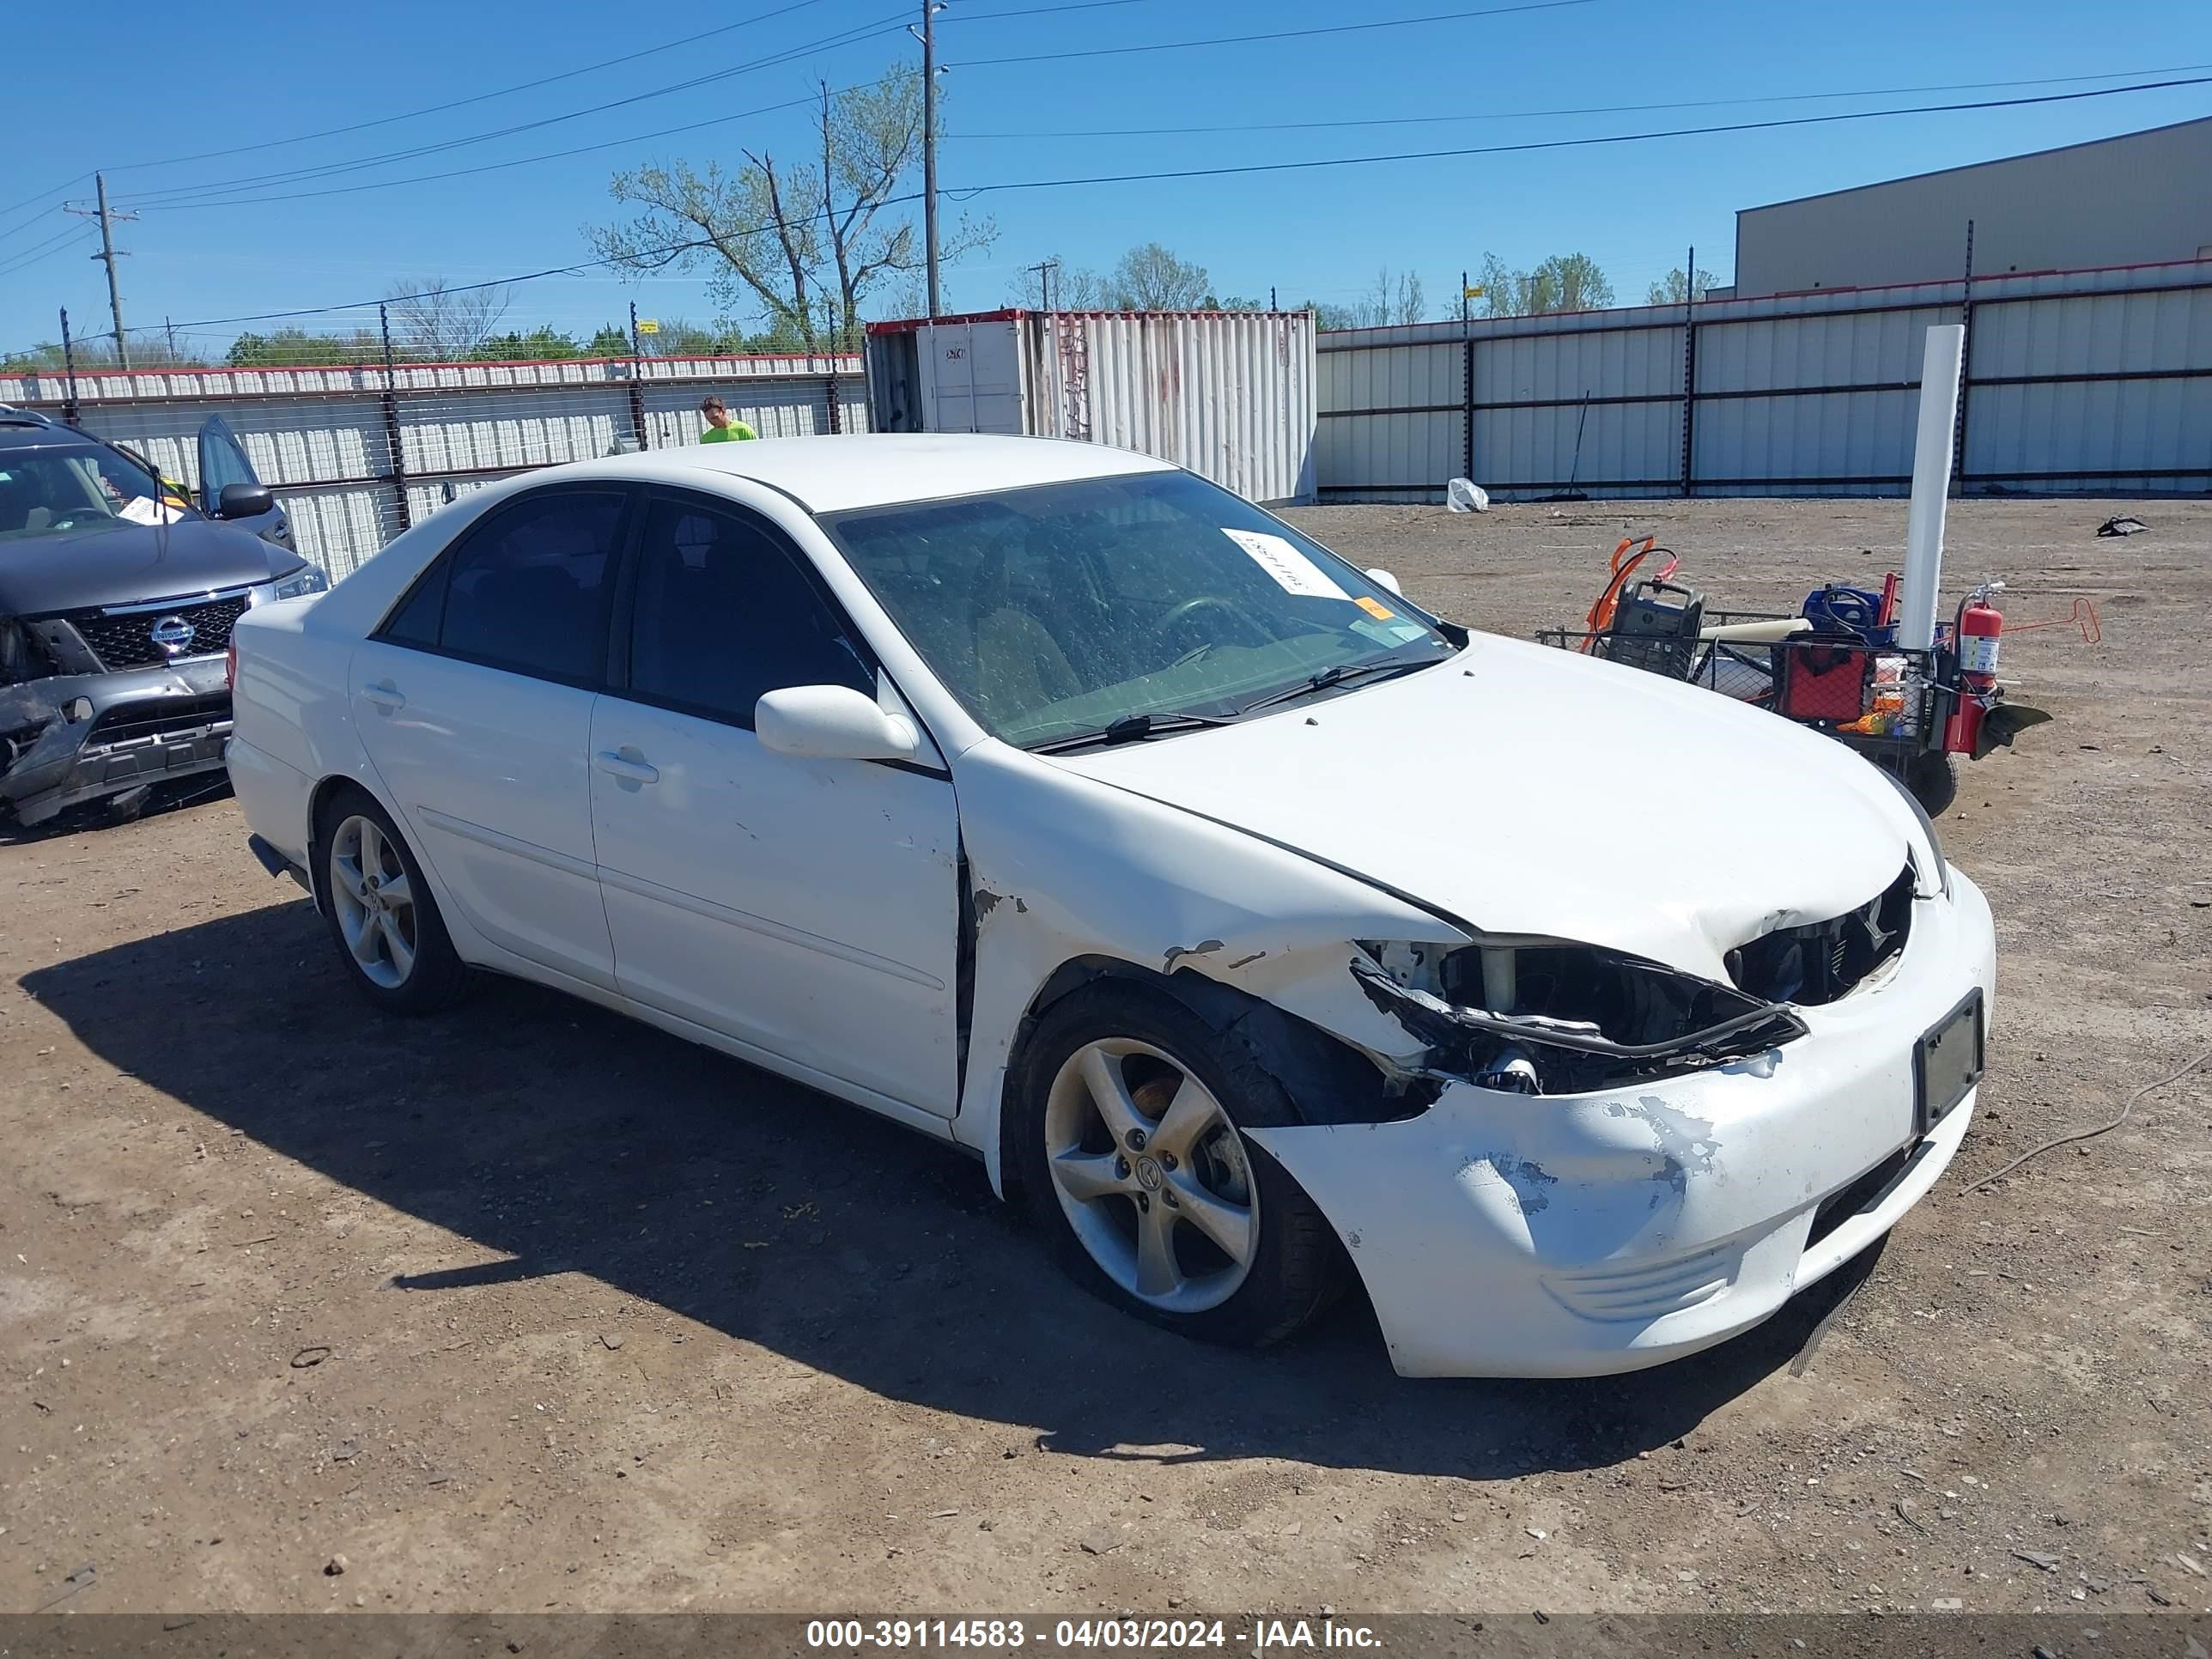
[0,407,328,826]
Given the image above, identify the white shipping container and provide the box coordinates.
[866,309,1317,505]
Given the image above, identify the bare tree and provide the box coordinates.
[1006,255,1106,309]
[588,64,994,349]
[591,158,825,349]
[385,277,508,360]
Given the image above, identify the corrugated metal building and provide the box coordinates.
[866,309,1317,505]
[1734,117,2212,296]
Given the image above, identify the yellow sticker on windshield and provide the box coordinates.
[1354,596,1396,620]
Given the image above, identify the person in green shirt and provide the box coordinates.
[699,395,757,443]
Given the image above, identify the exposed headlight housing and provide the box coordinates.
[250,563,330,605]
[1353,939,1807,1097]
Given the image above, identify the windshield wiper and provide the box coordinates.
[1232,654,1437,718]
[1026,710,1235,755]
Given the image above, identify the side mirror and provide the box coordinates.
[1364,567,1403,596]
[216,483,275,520]
[756,684,920,763]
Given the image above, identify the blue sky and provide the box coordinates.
[3,0,2209,354]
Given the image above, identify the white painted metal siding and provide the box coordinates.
[0,354,864,577]
[869,311,1317,503]
[1316,259,2212,501]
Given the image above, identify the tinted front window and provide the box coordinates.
[431,489,625,682]
[625,497,872,724]
[821,471,1453,747]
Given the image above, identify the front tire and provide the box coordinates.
[314,787,471,1013]
[1012,981,1346,1348]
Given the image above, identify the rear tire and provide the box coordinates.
[1905,750,1957,817]
[313,786,472,1014]
[1012,981,1346,1349]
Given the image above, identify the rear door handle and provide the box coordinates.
[362,680,405,712]
[593,749,659,785]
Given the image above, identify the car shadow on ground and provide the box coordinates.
[22,898,1875,1482]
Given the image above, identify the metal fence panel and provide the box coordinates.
[2,355,864,579]
[1312,260,2212,501]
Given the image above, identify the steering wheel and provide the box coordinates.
[1152,594,1269,652]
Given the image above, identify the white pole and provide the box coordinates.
[1898,323,1965,653]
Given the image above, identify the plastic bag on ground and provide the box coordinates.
[1446,478,1490,514]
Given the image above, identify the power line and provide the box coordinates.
[0,226,94,282]
[100,0,848,176]
[954,60,2212,138]
[130,93,828,213]
[120,12,913,210]
[118,0,1601,216]
[20,71,2207,350]
[112,0,1158,211]
[945,0,1595,68]
[945,73,2212,194]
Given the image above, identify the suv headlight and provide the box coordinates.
[251,563,330,605]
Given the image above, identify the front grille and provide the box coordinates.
[84,693,232,747]
[1726,865,1916,1006]
[67,592,252,670]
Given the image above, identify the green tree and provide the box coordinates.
[1647,265,1721,306]
[1475,252,1615,317]
[226,326,381,367]
[587,324,635,356]
[471,326,581,362]
[1107,242,1211,309]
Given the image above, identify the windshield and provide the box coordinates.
[820,471,1455,748]
[0,442,187,543]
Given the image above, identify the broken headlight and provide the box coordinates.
[1353,939,1806,1097]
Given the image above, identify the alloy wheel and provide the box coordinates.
[328,814,418,990]
[1042,1038,1258,1313]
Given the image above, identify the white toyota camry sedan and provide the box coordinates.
[228,434,1995,1377]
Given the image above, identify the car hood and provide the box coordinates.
[1050,633,1921,981]
[0,517,297,617]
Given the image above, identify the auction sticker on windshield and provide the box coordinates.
[1220,528,1348,600]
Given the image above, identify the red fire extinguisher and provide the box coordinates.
[1945,580,2005,755]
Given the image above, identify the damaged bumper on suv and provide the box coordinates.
[1,654,234,826]
[1241,866,1997,1378]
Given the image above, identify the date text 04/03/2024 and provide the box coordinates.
[801,1619,1384,1650]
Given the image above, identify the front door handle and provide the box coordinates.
[362,680,405,712]
[593,749,659,785]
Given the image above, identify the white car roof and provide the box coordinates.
[568,433,1175,514]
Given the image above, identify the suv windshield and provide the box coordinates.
[821,471,1455,749]
[0,442,185,543]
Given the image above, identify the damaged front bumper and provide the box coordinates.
[1246,869,1997,1378]
[0,655,232,825]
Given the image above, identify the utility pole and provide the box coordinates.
[66,173,137,369]
[921,0,943,317]
[1024,258,1058,311]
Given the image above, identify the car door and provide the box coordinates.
[589,488,963,1115]
[196,415,291,549]
[349,484,630,990]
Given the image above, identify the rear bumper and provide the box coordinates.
[0,656,232,824]
[1249,868,1998,1378]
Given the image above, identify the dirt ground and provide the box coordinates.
[3,495,2208,1618]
